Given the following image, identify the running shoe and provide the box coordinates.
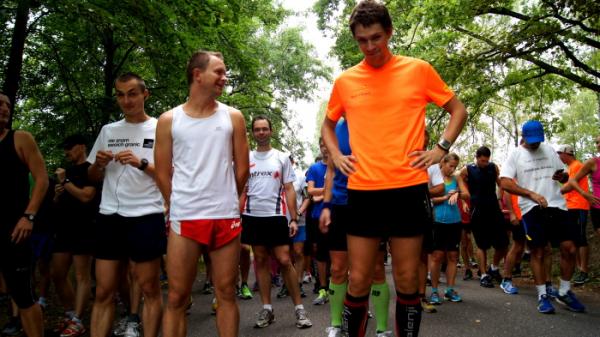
[202,281,214,294]
[556,291,586,312]
[546,285,559,299]
[113,317,128,336]
[326,326,342,337]
[537,294,555,314]
[480,275,494,288]
[277,285,289,298]
[255,308,275,328]
[463,269,473,281]
[426,274,432,286]
[124,321,141,337]
[469,258,478,268]
[376,331,394,337]
[429,291,442,305]
[60,320,86,337]
[295,308,313,329]
[54,316,72,333]
[38,297,48,310]
[487,267,503,283]
[239,283,253,300]
[313,288,329,305]
[444,289,462,302]
[272,274,283,288]
[421,298,437,313]
[500,279,519,294]
[1,318,22,336]
[302,272,312,284]
[573,271,590,286]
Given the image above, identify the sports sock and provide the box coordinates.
[558,279,570,296]
[371,282,390,333]
[395,291,422,337]
[536,284,547,300]
[329,281,347,327]
[342,292,369,337]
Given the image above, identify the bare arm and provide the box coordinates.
[410,97,468,169]
[457,174,470,201]
[230,109,250,197]
[319,156,335,233]
[154,110,174,210]
[500,177,548,208]
[13,131,48,243]
[55,168,96,203]
[88,150,113,183]
[321,117,356,175]
[307,181,324,202]
[563,159,599,205]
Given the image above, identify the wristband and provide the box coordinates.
[289,219,298,225]
[322,202,332,210]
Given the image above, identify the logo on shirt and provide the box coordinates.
[273,171,280,179]
[143,139,154,149]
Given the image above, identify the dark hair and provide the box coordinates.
[62,134,87,150]
[115,72,146,91]
[349,0,393,36]
[251,115,272,131]
[476,146,491,158]
[186,50,224,86]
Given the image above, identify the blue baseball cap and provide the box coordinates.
[522,120,545,144]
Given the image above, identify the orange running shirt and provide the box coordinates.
[510,193,522,221]
[564,160,590,210]
[326,56,455,190]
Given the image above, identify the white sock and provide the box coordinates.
[263,304,273,312]
[559,279,570,296]
[295,304,304,311]
[480,273,489,279]
[536,284,547,300]
[65,311,75,319]
[490,264,499,271]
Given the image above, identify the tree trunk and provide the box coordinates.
[100,27,116,129]
[2,0,32,129]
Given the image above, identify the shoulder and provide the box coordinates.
[13,130,35,143]
[158,109,174,122]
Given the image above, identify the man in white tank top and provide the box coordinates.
[155,51,249,337]
[240,115,312,330]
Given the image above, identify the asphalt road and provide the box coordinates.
[185,265,600,337]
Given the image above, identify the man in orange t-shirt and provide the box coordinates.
[320,2,467,337]
[557,144,591,285]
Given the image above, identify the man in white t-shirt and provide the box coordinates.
[500,120,584,314]
[87,73,165,337]
[240,115,312,330]
[155,51,249,337]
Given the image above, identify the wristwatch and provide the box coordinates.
[322,202,332,210]
[138,158,149,171]
[437,138,452,152]
[62,178,71,186]
[23,213,36,222]
[289,218,298,225]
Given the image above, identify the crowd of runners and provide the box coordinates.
[1,1,599,337]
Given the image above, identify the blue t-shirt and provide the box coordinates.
[433,177,461,224]
[332,120,350,205]
[306,161,327,219]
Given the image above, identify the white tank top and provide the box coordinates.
[169,102,239,220]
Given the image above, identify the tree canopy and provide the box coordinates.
[2,0,330,168]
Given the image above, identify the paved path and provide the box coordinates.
[185,265,600,337]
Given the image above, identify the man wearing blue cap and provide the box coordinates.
[499,120,585,314]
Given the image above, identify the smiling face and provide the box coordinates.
[195,55,228,98]
[115,79,148,118]
[353,23,392,68]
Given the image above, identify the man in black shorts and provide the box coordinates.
[88,73,165,337]
[460,146,508,288]
[51,134,100,337]
[240,116,312,329]
[0,91,48,337]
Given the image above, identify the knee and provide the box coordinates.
[277,256,293,269]
[139,279,161,299]
[447,253,458,263]
[330,263,348,283]
[94,284,115,303]
[561,242,576,256]
[254,254,269,267]
[166,286,191,309]
[348,272,373,294]
[74,270,91,284]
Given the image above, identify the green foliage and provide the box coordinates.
[3,0,330,170]
[556,90,600,160]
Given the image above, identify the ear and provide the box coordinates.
[193,67,204,85]
[143,89,150,101]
